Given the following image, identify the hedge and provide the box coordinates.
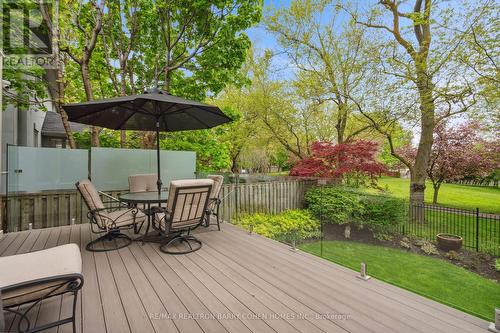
[235,209,321,242]
[305,186,406,238]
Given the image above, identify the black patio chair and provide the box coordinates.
[153,179,213,254]
[203,175,224,230]
[76,179,146,252]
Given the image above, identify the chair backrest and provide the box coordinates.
[166,179,213,230]
[128,174,157,193]
[76,179,108,228]
[207,175,224,199]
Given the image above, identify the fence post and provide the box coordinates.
[476,208,479,252]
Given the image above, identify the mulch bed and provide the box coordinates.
[321,224,500,282]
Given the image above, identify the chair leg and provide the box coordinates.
[215,204,221,231]
[4,280,82,333]
[159,235,202,255]
[86,230,132,252]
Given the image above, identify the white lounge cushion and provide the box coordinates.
[0,244,82,307]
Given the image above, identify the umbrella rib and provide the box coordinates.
[197,105,233,121]
[64,104,119,121]
[116,110,137,130]
[120,104,154,116]
[161,114,170,131]
[182,110,211,128]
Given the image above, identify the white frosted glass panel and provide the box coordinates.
[90,148,196,190]
[7,146,88,193]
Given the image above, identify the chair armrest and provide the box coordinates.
[1,273,84,307]
[98,191,129,210]
[90,207,141,229]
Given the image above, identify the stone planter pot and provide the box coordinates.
[436,233,463,252]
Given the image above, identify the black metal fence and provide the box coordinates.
[403,204,500,255]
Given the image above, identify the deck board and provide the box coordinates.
[0,222,490,333]
[213,226,475,333]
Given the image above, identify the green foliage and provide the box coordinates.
[358,193,406,237]
[305,186,406,237]
[160,130,231,172]
[304,186,363,225]
[495,258,500,272]
[235,210,321,243]
[73,129,146,149]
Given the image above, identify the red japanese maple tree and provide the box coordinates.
[289,140,386,185]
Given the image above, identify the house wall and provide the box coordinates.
[1,106,47,170]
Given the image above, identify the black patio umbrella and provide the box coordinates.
[62,88,232,194]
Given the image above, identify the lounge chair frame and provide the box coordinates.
[2,273,84,333]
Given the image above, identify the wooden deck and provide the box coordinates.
[0,222,490,333]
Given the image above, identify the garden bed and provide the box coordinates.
[321,223,500,281]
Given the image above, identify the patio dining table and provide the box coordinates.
[119,191,169,243]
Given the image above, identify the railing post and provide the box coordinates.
[476,208,479,252]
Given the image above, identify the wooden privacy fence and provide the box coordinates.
[217,180,316,224]
[2,180,316,232]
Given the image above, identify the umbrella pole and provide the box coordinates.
[156,121,162,195]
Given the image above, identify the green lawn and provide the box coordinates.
[374,177,500,213]
[300,240,500,321]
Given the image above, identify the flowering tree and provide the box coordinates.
[401,122,498,204]
[290,140,386,186]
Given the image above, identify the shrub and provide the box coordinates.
[304,186,364,226]
[235,210,321,243]
[305,186,406,238]
[358,194,406,237]
[400,240,411,250]
[421,242,439,255]
[445,250,460,260]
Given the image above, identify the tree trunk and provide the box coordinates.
[55,57,76,149]
[335,102,347,144]
[43,1,75,149]
[432,182,441,204]
[81,62,100,147]
[231,153,240,174]
[410,70,435,205]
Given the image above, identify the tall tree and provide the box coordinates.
[39,2,76,148]
[242,50,340,160]
[101,0,143,147]
[266,0,372,144]
[345,0,483,204]
[60,0,105,147]
[128,0,261,147]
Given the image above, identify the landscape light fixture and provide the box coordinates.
[357,262,371,281]
[488,308,500,333]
